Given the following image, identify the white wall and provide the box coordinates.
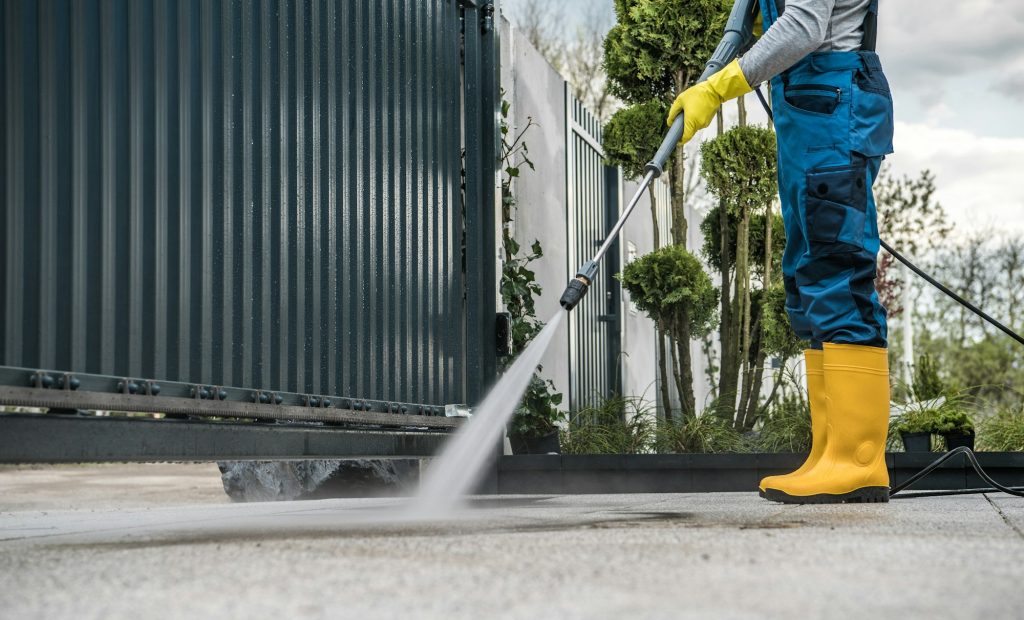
[500,17,571,403]
[618,178,666,414]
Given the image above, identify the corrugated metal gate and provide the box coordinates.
[565,86,621,410]
[0,0,499,446]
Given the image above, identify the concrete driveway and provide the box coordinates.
[1,464,1022,619]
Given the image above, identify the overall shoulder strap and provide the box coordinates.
[861,0,879,52]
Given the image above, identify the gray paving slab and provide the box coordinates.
[1,467,1023,620]
[0,463,227,511]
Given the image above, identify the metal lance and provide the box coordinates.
[559,0,760,311]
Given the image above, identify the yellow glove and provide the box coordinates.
[666,59,753,144]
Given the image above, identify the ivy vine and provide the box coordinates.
[499,94,565,438]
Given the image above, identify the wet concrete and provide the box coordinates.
[1,465,1023,619]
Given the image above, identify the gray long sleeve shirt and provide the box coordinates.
[738,0,872,86]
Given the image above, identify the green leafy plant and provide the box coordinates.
[604,0,728,106]
[618,245,718,337]
[603,99,669,180]
[560,395,656,455]
[893,389,976,436]
[561,396,751,454]
[499,96,542,352]
[510,376,566,439]
[912,353,946,402]
[699,205,784,276]
[756,392,812,453]
[893,408,942,435]
[977,402,1024,452]
[654,412,747,453]
[934,408,975,435]
[501,237,545,352]
[758,284,804,361]
[700,126,779,215]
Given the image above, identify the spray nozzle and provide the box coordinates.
[559,277,589,311]
[560,261,599,311]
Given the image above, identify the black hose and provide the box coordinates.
[890,446,1024,499]
[879,240,1024,347]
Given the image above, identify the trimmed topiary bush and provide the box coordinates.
[618,244,718,342]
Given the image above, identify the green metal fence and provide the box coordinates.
[0,0,499,438]
[565,86,621,411]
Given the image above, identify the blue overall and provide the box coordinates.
[758,0,892,348]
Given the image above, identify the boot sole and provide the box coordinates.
[763,486,889,504]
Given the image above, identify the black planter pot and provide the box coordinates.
[901,431,932,452]
[509,430,561,455]
[944,431,976,451]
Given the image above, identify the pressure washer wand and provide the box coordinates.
[559,0,759,311]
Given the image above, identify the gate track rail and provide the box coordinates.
[0,413,449,463]
[0,385,461,429]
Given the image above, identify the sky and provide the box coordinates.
[503,0,1024,238]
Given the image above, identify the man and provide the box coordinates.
[667,0,893,504]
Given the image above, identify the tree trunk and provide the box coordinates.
[741,195,775,430]
[764,200,773,290]
[649,185,660,250]
[657,325,674,423]
[735,207,752,430]
[674,313,697,417]
[664,69,695,422]
[713,111,739,423]
[649,186,672,421]
[743,351,769,430]
[715,212,738,421]
[739,312,767,431]
[668,319,687,416]
[750,351,789,427]
[670,69,688,248]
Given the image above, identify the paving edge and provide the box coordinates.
[484,452,1024,494]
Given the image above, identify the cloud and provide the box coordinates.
[880,1,1024,103]
[505,0,1024,235]
[886,121,1024,235]
[991,60,1024,102]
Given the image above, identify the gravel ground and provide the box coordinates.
[1,465,1023,619]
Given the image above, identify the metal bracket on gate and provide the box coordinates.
[58,373,80,391]
[30,371,54,389]
[117,378,140,395]
[252,390,281,405]
[303,394,332,408]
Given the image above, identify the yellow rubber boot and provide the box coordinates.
[759,350,827,494]
[762,343,891,504]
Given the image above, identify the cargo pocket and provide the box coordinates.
[784,84,842,115]
[851,63,894,157]
[805,162,868,256]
